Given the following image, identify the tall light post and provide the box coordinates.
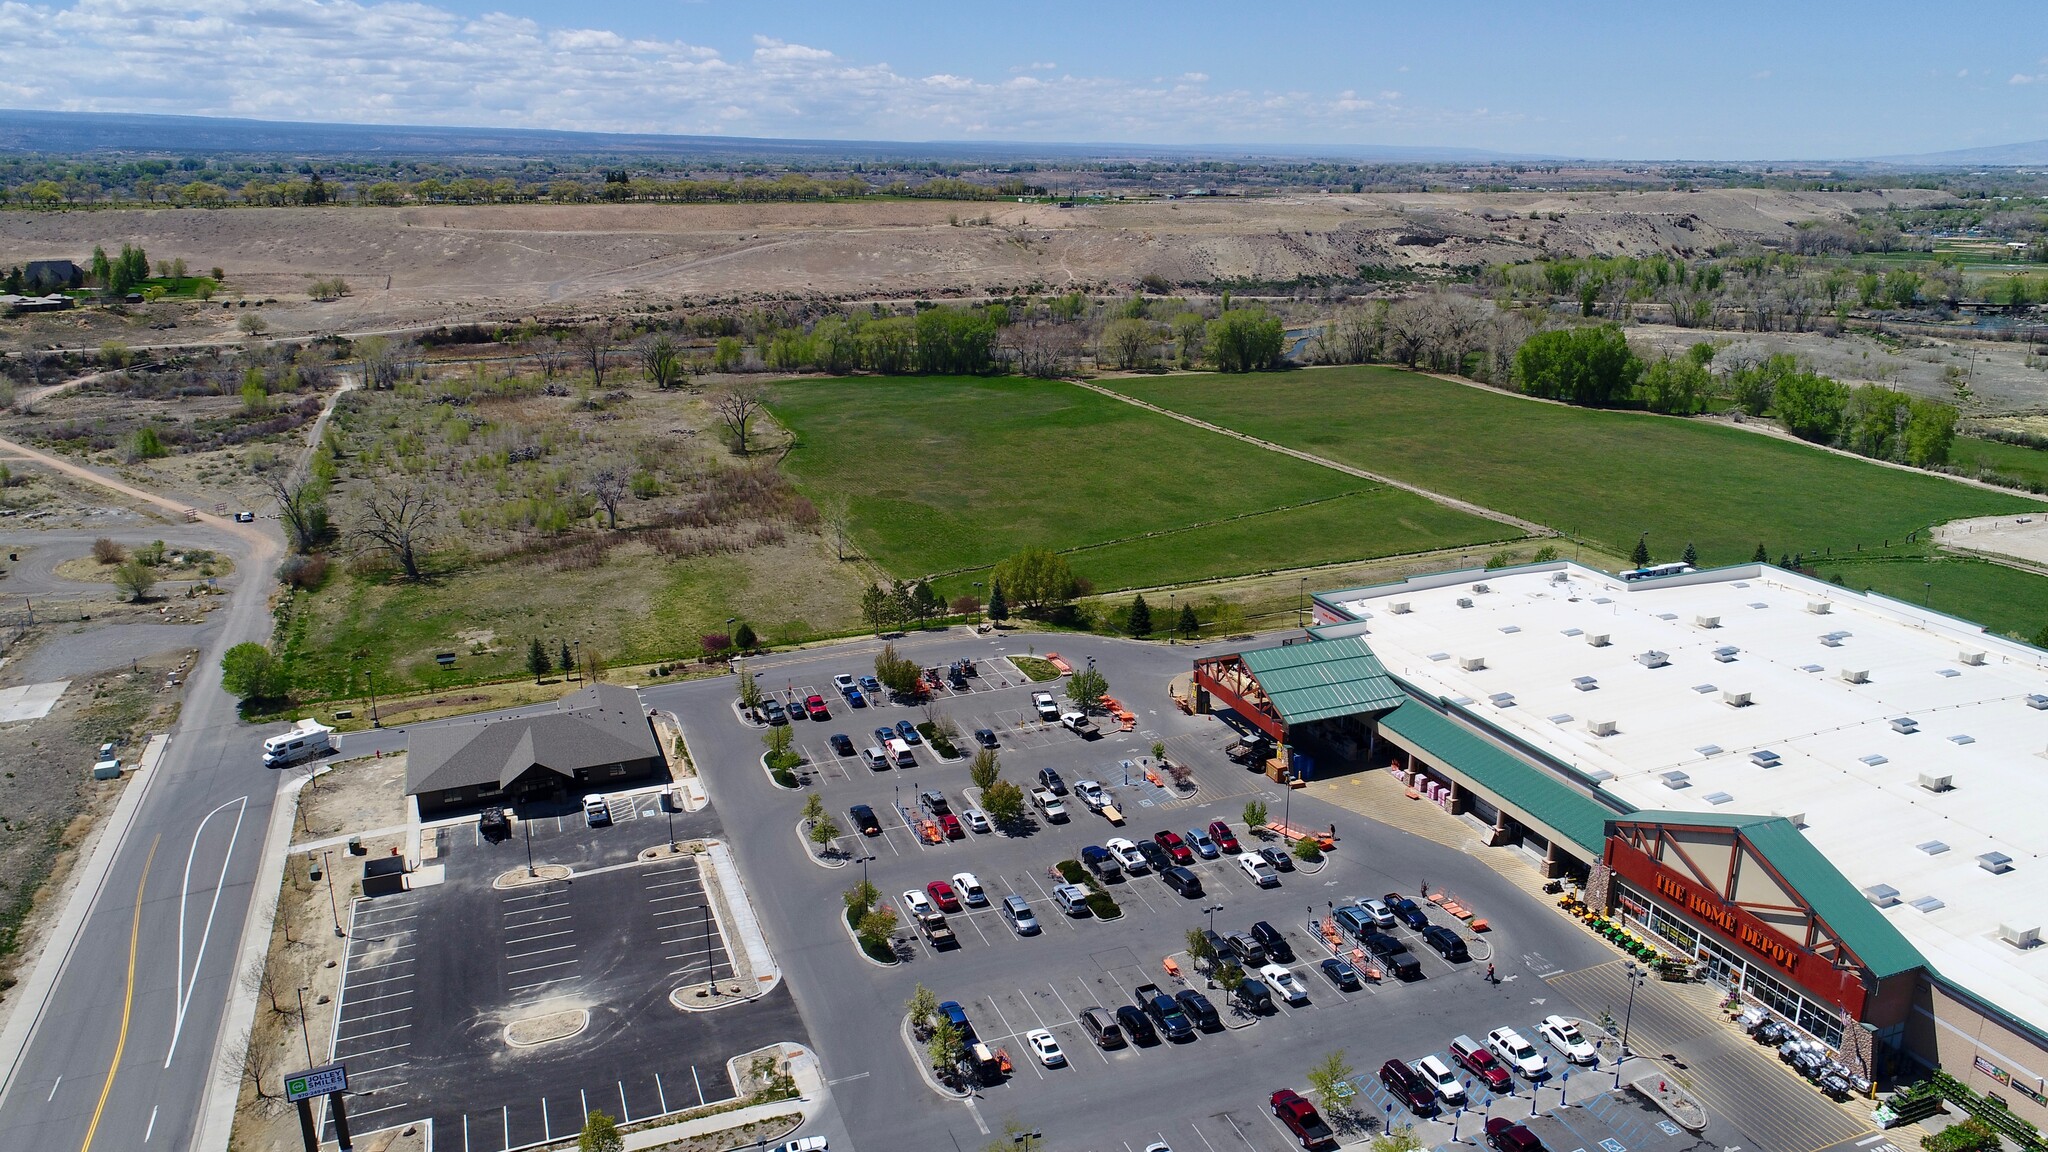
[522,811,537,878]
[1298,576,1308,627]
[321,849,343,937]
[1204,904,1223,934]
[972,582,984,623]
[1615,960,1647,1086]
[1014,1129,1042,1152]
[295,986,316,1067]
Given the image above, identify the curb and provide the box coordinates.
[798,819,848,869]
[900,1013,971,1100]
[839,905,900,968]
[760,751,803,789]
[730,697,767,729]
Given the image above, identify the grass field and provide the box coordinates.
[1804,551,2048,642]
[1952,436,2048,492]
[768,376,1516,591]
[1109,367,2041,567]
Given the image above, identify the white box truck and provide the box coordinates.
[262,718,339,767]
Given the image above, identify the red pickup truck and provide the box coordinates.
[1269,1090,1338,1150]
[1451,1033,1515,1093]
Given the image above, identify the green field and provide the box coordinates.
[1805,552,2048,642]
[1109,367,2040,566]
[767,376,1516,590]
[1952,436,2048,492]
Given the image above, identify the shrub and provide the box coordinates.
[1293,836,1324,863]
[700,632,731,656]
[1085,892,1120,918]
[1922,1119,2000,1152]
[278,553,329,589]
[1055,859,1086,885]
[91,537,126,564]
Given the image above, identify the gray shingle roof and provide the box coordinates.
[405,683,656,796]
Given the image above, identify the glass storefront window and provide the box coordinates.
[1619,884,1844,1049]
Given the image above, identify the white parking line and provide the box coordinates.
[336,1021,414,1042]
[342,973,415,991]
[333,1040,412,1061]
[505,928,575,946]
[350,956,416,972]
[339,1005,414,1024]
[507,957,578,976]
[645,878,702,891]
[506,943,578,961]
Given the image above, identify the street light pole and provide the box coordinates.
[523,812,536,877]
[1615,960,1646,1086]
[295,986,316,1067]
[1014,1130,1042,1152]
[1299,576,1307,627]
[704,904,718,996]
[321,849,343,937]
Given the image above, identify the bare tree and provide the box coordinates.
[355,335,411,390]
[1383,297,1434,367]
[577,322,617,388]
[352,481,439,580]
[821,492,853,561]
[640,334,684,390]
[1097,318,1159,370]
[1000,323,1081,379]
[711,380,770,455]
[587,464,627,529]
[530,339,568,380]
[261,471,325,553]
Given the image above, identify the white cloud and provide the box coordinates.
[0,0,1478,143]
[1751,70,1772,80]
[2012,73,2039,85]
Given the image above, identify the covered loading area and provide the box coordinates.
[1190,634,1407,777]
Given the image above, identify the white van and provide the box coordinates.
[262,719,339,767]
[887,737,916,768]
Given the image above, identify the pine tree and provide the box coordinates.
[527,637,551,681]
[732,621,759,651]
[1630,536,1651,568]
[559,639,573,674]
[1681,541,1698,566]
[987,579,1008,622]
[1126,593,1153,637]
[1753,543,1769,564]
[1178,602,1200,640]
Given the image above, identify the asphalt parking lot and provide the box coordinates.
[321,786,802,1150]
[663,629,1695,1152]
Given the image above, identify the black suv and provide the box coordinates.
[1225,932,1268,968]
[1250,920,1294,962]
[1380,1059,1438,1116]
[829,732,856,757]
[1037,767,1067,795]
[849,804,881,836]
[1175,989,1222,1032]
[1422,925,1470,962]
[1161,865,1203,898]
[1115,1004,1158,1046]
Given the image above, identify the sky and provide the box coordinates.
[2,0,2046,160]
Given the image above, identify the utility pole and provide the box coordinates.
[322,849,343,937]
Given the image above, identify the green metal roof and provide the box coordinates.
[1236,635,1407,726]
[1612,811,1924,979]
[1376,699,1625,856]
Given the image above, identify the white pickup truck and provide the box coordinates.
[262,718,340,767]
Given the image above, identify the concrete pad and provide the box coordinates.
[0,679,68,722]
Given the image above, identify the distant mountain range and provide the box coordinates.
[0,107,1555,165]
[1867,139,2048,167]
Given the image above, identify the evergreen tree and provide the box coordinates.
[559,639,573,674]
[1753,543,1770,564]
[732,621,759,651]
[1126,594,1153,637]
[987,579,1008,622]
[1177,602,1200,640]
[527,637,551,681]
[1630,536,1651,568]
[1681,541,1699,566]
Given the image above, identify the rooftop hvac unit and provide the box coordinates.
[1959,650,1987,667]
[1751,749,1781,768]
[1587,718,1617,737]
[1458,656,1487,671]
[1891,717,1920,734]
[1695,615,1721,629]
[1808,601,1833,615]
[1979,851,2015,875]
[1660,771,1691,789]
[1999,923,2042,949]
[1586,632,1611,648]
[1917,772,1953,793]
[1488,692,1517,708]
[1572,676,1599,691]
[1820,634,1845,648]
[1637,650,1670,668]
[1456,597,1474,608]
[1390,601,1412,614]
[1714,646,1740,662]
[1722,690,1753,708]
[1842,669,1870,684]
[1864,883,1901,908]
[1472,583,1491,594]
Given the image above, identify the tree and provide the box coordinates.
[969,748,1002,791]
[856,905,898,955]
[587,466,627,529]
[801,792,827,824]
[560,640,574,674]
[732,622,759,651]
[576,322,616,388]
[822,493,853,562]
[874,643,922,698]
[808,812,842,854]
[1774,368,1850,443]
[1753,543,1770,564]
[641,334,684,389]
[91,537,126,564]
[527,637,552,680]
[1099,317,1159,370]
[909,581,941,627]
[1293,835,1324,863]
[1904,397,1958,467]
[352,481,439,580]
[1514,325,1641,407]
[981,779,1026,828]
[1126,593,1153,637]
[1065,665,1108,713]
[764,724,797,770]
[1186,927,1217,967]
[220,642,291,702]
[577,1109,624,1152]
[991,548,1079,614]
[1215,961,1246,996]
[130,426,167,460]
[712,380,770,454]
[1213,601,1248,637]
[261,470,328,553]
[736,664,763,711]
[1637,354,1711,415]
[237,313,269,338]
[1177,602,1200,640]
[906,983,941,1034]
[1371,1126,1423,1152]
[1207,309,1285,372]
[913,306,998,374]
[1305,1049,1356,1115]
[843,879,880,917]
[1681,541,1699,566]
[1630,536,1651,568]
[113,560,157,602]
[986,579,1008,622]
[1243,799,1268,831]
[926,1019,964,1073]
[860,584,889,635]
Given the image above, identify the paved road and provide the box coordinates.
[0,433,289,1151]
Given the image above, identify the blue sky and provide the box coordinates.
[2,0,2046,158]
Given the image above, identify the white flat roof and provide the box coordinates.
[1324,562,2048,1031]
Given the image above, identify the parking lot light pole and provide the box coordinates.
[1013,1130,1041,1152]
[523,813,537,877]
[1616,960,1647,1085]
[704,905,718,996]
[1204,904,1223,934]
[294,986,315,1067]
[321,849,343,937]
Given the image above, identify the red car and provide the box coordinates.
[1208,820,1241,854]
[1450,1034,1515,1093]
[940,813,964,840]
[803,694,830,720]
[1153,830,1194,865]
[1269,1089,1337,1150]
[926,879,962,912]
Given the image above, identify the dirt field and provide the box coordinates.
[0,188,1947,347]
[1627,323,2048,414]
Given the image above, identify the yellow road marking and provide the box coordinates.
[80,835,158,1152]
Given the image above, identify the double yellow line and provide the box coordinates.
[79,835,158,1152]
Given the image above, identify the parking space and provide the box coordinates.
[324,895,424,1139]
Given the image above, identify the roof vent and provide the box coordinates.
[1656,612,1678,621]
[1820,633,1846,648]
[1979,851,2014,875]
[1841,669,1869,684]
[1458,656,1487,672]
[1572,676,1599,691]
[1864,883,1901,908]
[1775,810,1807,828]
[1488,692,1516,708]
[1390,601,1412,614]
[1936,668,1961,679]
[1704,791,1733,805]
[1918,840,1950,855]
[1949,733,1975,745]
[1593,596,1613,605]
[1891,717,1920,734]
[1999,924,2042,949]
[1723,690,1753,708]
[1749,601,1769,610]
[1910,896,1947,913]
[1801,664,1824,673]
[1714,646,1740,662]
[1752,749,1782,768]
[1472,583,1491,594]
[1696,744,1724,757]
[1547,713,1574,725]
[1959,650,1987,667]
[1734,581,1751,588]
[1499,625,1521,634]
[1582,767,1614,782]
[1693,683,1717,694]
[1638,650,1670,668]
[1428,652,1450,662]
[1808,600,1833,615]
[1587,718,1618,737]
[1659,770,1690,789]
[1918,772,1953,793]
[2028,694,2048,711]
[1456,597,1474,609]
[1859,754,1889,766]
[1561,627,1583,637]
[1696,615,1721,629]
